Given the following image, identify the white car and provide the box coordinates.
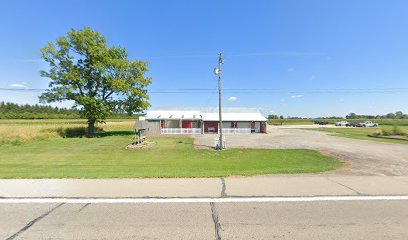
[335,121,349,126]
[361,121,378,127]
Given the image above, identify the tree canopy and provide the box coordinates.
[40,27,151,136]
[346,111,408,119]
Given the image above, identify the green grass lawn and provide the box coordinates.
[0,136,341,178]
[309,126,408,145]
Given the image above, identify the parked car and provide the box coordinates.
[335,121,349,126]
[361,121,378,127]
[348,122,363,127]
[314,121,329,125]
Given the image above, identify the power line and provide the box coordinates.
[1,87,408,94]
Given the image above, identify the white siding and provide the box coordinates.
[237,122,251,128]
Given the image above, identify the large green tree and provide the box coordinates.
[40,27,151,136]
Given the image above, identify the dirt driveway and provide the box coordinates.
[194,127,408,176]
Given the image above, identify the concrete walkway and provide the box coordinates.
[1,176,408,198]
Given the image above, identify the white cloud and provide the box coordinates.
[291,94,304,99]
[228,96,238,102]
[287,68,294,72]
[309,75,316,80]
[8,83,27,88]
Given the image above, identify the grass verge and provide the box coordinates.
[0,137,341,178]
[308,126,408,145]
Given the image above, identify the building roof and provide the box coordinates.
[201,112,266,121]
[144,110,201,120]
[143,108,266,122]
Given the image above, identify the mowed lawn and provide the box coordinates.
[0,136,341,178]
[309,126,408,145]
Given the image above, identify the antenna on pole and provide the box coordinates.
[214,52,224,150]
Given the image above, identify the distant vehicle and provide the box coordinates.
[361,121,378,127]
[335,121,349,126]
[348,122,363,127]
[314,121,329,125]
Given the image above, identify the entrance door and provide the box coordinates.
[254,122,261,133]
[192,121,198,128]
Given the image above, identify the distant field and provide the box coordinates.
[0,119,135,146]
[268,119,315,125]
[268,119,408,126]
[308,126,408,145]
[0,119,134,125]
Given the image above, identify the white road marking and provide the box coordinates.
[1,196,408,204]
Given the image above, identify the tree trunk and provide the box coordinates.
[87,119,96,137]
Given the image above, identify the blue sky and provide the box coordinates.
[1,0,408,117]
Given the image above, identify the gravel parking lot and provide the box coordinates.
[194,126,408,176]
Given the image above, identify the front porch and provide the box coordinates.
[160,119,202,134]
[160,128,202,134]
[158,120,266,135]
[203,121,266,134]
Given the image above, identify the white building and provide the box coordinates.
[135,108,267,134]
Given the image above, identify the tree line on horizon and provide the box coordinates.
[268,111,408,120]
[345,111,408,119]
[0,102,141,119]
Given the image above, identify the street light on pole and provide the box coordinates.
[214,52,224,150]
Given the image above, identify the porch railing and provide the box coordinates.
[160,128,202,134]
[221,128,251,134]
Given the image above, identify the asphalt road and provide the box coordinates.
[1,200,408,240]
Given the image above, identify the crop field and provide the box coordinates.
[307,125,408,144]
[0,119,134,146]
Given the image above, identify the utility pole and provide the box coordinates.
[214,52,224,150]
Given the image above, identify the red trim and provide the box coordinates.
[204,121,218,133]
[260,122,265,133]
[182,120,192,128]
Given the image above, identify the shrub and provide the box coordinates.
[56,126,104,138]
[56,127,86,138]
[380,125,407,136]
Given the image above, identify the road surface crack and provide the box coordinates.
[6,203,65,240]
[220,178,227,197]
[210,202,222,240]
[326,177,363,195]
[78,203,91,212]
